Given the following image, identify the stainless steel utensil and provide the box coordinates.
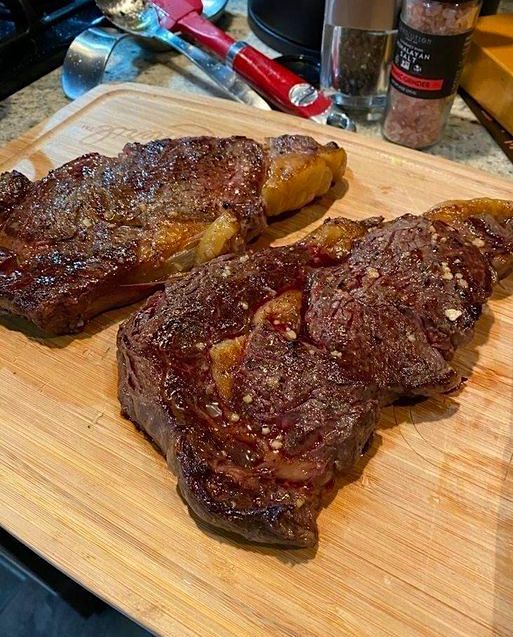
[63,0,270,111]
[96,0,270,109]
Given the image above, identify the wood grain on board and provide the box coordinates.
[0,83,512,637]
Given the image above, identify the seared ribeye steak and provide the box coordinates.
[117,199,513,547]
[0,135,345,334]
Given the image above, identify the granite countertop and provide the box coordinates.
[0,0,511,179]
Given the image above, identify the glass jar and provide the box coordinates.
[382,0,482,149]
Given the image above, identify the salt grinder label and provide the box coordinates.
[391,19,473,100]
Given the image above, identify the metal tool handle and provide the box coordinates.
[171,10,333,118]
[152,27,270,109]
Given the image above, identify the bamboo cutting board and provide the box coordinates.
[1,83,512,637]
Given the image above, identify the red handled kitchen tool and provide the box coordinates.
[151,0,356,130]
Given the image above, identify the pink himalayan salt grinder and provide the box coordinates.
[382,0,482,149]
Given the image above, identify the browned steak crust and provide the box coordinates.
[0,137,267,334]
[117,200,513,547]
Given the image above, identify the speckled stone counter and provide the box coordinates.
[0,0,511,179]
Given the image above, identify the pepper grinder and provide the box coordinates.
[320,0,402,119]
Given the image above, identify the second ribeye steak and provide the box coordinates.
[118,198,513,546]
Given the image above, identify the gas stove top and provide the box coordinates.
[0,0,102,100]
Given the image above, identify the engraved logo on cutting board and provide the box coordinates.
[78,122,215,146]
[12,122,218,180]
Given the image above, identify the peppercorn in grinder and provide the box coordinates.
[320,0,402,118]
